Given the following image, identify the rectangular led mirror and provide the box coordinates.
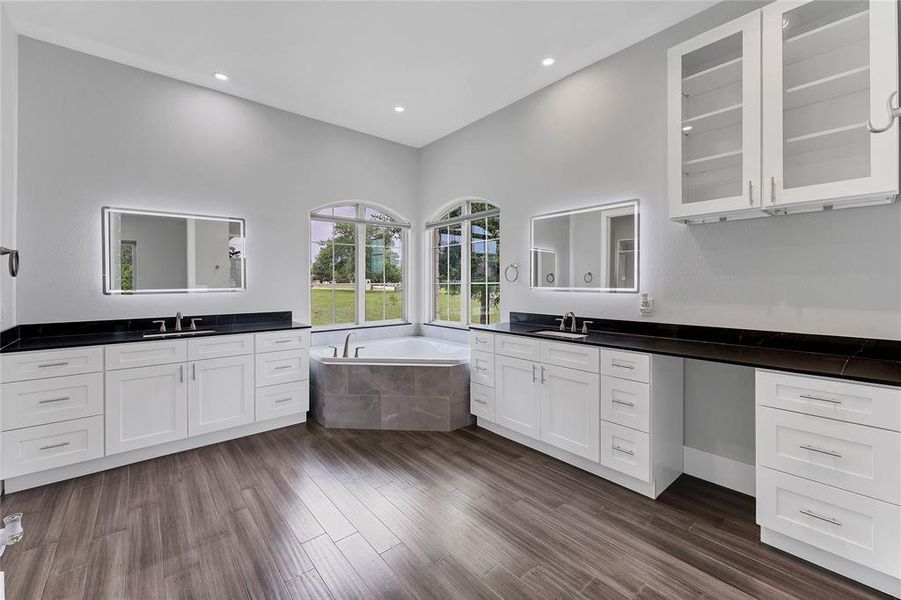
[103,207,246,294]
[530,199,639,292]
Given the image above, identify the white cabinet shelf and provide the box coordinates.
[783,9,869,64]
[683,149,742,174]
[682,57,742,96]
[682,103,743,134]
[784,66,869,110]
[784,122,867,156]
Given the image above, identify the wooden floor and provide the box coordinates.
[0,422,889,600]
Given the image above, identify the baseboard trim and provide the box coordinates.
[683,446,755,497]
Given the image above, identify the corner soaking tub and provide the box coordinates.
[309,336,472,431]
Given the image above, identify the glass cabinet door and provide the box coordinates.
[667,12,761,222]
[762,0,898,209]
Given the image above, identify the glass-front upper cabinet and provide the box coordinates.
[762,0,898,210]
[667,13,761,222]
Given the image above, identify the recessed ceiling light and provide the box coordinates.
[213,72,229,81]
[541,57,556,67]
[394,106,406,113]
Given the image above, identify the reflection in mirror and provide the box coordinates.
[103,207,246,294]
[530,199,639,292]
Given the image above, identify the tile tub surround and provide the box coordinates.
[471,312,901,387]
[0,311,310,353]
[310,360,472,431]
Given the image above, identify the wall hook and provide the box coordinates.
[0,247,19,277]
[867,91,901,134]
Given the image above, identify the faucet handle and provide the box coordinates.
[354,347,365,358]
[555,317,565,331]
[328,345,339,358]
[152,320,167,333]
[581,321,594,334]
[189,318,202,331]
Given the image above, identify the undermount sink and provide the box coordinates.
[531,329,588,340]
[142,329,217,339]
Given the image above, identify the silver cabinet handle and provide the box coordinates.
[38,361,70,368]
[532,365,537,383]
[799,394,842,405]
[799,508,841,526]
[274,339,292,344]
[612,398,636,407]
[274,365,293,370]
[770,176,776,202]
[38,396,71,404]
[540,366,546,384]
[799,444,842,458]
[748,180,753,205]
[612,445,634,456]
[40,441,71,451]
[473,397,487,405]
[179,365,184,383]
[611,360,634,369]
[192,363,197,380]
[275,397,293,404]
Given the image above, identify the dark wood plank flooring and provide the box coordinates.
[0,422,889,599]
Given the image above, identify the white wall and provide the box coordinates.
[16,38,420,324]
[0,6,17,330]
[418,0,901,464]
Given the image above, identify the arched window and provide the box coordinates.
[426,199,500,326]
[310,202,409,329]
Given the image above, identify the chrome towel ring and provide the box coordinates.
[0,247,18,277]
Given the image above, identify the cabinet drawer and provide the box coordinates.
[470,330,495,352]
[540,340,599,374]
[2,373,103,430]
[601,376,650,433]
[756,370,901,431]
[256,349,309,387]
[187,334,253,360]
[105,340,187,370]
[757,406,901,505]
[1,347,103,383]
[495,334,540,361]
[2,416,104,478]
[470,382,495,422]
[255,329,310,354]
[757,467,901,577]
[256,381,309,422]
[601,349,650,383]
[470,350,495,388]
[600,421,650,482]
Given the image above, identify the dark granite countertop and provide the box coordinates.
[470,313,901,387]
[0,311,310,354]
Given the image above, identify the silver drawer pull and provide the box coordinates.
[274,339,293,344]
[612,445,634,456]
[799,394,842,405]
[274,365,293,371]
[474,364,487,372]
[38,396,71,404]
[799,444,842,458]
[473,398,487,405]
[612,399,636,407]
[274,397,293,404]
[39,441,71,451]
[38,361,70,368]
[611,360,634,369]
[799,508,842,526]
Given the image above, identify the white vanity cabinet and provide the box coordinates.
[188,354,255,436]
[469,330,683,497]
[755,370,901,596]
[668,0,899,223]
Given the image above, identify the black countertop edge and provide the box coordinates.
[471,318,901,388]
[1,311,311,354]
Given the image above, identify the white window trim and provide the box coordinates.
[425,199,499,329]
[310,202,410,331]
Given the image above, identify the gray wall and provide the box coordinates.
[119,214,188,290]
[16,38,420,323]
[0,7,16,330]
[418,0,901,463]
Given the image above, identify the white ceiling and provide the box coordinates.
[5,1,716,148]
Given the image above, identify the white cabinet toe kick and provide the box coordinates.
[470,331,684,499]
[0,329,311,492]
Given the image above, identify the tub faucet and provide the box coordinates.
[342,331,354,358]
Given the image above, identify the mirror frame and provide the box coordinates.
[102,206,247,295]
[529,199,639,293]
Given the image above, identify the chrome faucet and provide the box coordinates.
[342,331,354,358]
[175,312,183,331]
[564,311,577,333]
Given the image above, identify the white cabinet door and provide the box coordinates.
[762,0,898,210]
[539,364,599,461]
[667,11,762,221]
[188,355,254,436]
[105,363,188,454]
[494,355,540,440]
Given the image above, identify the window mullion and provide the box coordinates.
[356,222,365,326]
